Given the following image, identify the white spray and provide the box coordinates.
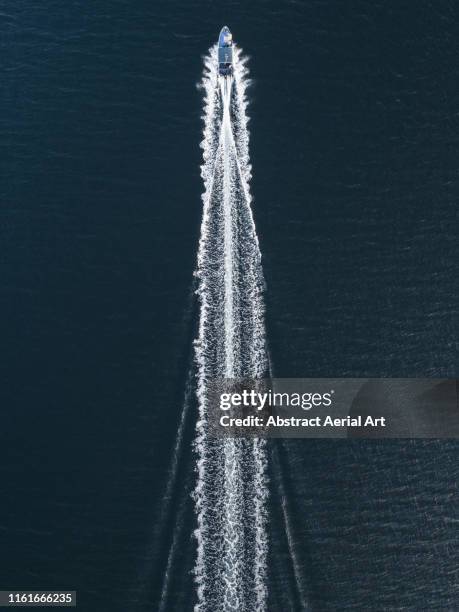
[193,45,269,611]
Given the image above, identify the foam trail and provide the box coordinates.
[193,45,269,611]
[158,475,191,612]
[221,79,235,378]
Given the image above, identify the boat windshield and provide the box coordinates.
[218,47,233,63]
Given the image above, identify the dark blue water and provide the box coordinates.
[1,1,457,610]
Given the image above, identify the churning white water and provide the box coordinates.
[193,45,269,611]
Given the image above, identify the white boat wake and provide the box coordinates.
[193,45,269,611]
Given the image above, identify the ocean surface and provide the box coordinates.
[1,1,457,611]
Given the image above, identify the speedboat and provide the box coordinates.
[218,26,233,76]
